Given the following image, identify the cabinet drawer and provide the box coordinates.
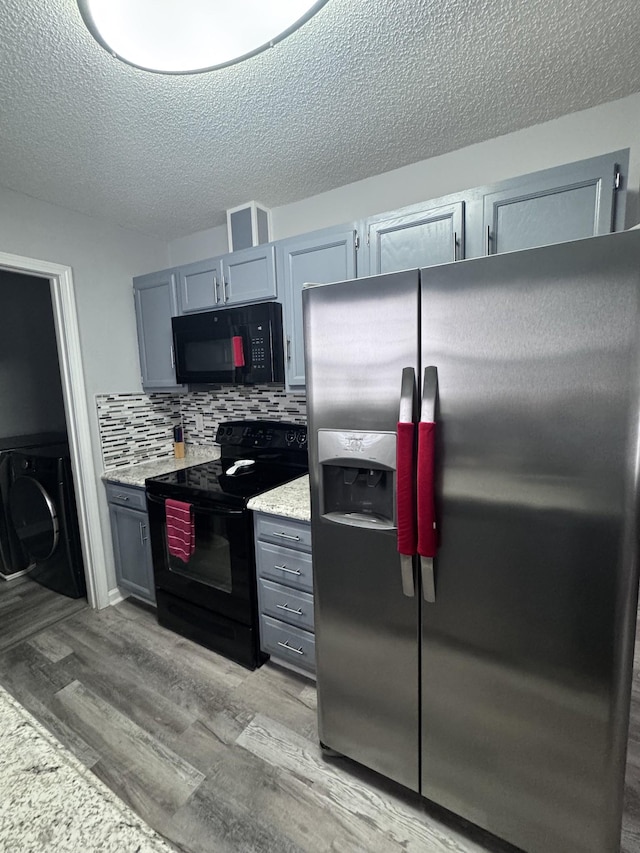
[256,515,311,551]
[256,541,313,592]
[105,482,148,511]
[258,578,314,632]
[260,615,315,672]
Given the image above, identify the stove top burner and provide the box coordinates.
[145,420,308,506]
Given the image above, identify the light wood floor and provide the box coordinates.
[1,578,639,853]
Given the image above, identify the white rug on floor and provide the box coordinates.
[0,684,176,852]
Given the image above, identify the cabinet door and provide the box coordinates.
[133,269,184,391]
[176,257,223,313]
[278,227,357,389]
[220,244,277,305]
[109,503,156,604]
[367,201,464,275]
[482,151,628,256]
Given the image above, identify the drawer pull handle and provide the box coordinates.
[115,494,130,501]
[276,603,303,615]
[274,564,301,575]
[277,640,304,656]
[273,531,301,541]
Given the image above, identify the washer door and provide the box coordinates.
[9,476,59,561]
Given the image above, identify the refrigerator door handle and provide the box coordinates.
[418,366,438,603]
[397,367,416,598]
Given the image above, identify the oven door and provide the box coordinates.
[147,493,256,625]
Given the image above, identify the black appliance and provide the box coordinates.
[172,302,284,385]
[0,432,69,579]
[145,420,308,669]
[8,444,86,598]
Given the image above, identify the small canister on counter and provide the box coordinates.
[173,425,185,459]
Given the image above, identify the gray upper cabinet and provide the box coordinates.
[478,150,628,256]
[177,245,276,313]
[176,257,222,314]
[133,269,184,392]
[220,244,277,305]
[366,200,464,275]
[132,150,629,394]
[278,226,357,389]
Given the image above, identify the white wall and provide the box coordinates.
[0,185,168,595]
[168,223,228,266]
[271,94,640,238]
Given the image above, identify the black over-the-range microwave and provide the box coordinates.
[172,302,284,385]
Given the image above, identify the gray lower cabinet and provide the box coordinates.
[105,482,156,605]
[254,513,315,676]
[277,226,358,390]
[133,268,184,392]
[176,245,277,313]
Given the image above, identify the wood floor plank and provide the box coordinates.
[53,680,205,816]
[0,579,86,652]
[0,645,99,769]
[225,662,318,742]
[49,630,199,739]
[52,605,249,721]
[28,631,74,663]
[156,772,309,853]
[237,714,491,853]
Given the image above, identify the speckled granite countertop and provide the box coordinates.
[0,684,175,853]
[102,447,221,488]
[247,475,311,522]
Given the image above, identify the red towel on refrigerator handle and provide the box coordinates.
[396,421,416,556]
[417,421,437,558]
[165,498,195,563]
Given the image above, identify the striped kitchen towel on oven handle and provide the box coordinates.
[165,498,195,563]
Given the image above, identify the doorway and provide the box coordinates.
[0,250,105,611]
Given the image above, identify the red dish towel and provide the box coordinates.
[165,498,195,563]
[396,421,416,556]
[417,421,437,558]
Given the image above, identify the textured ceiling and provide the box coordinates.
[0,0,639,240]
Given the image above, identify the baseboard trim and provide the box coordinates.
[108,587,126,607]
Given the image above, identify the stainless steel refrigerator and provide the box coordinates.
[302,229,640,853]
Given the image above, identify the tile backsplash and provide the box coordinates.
[181,386,306,445]
[96,393,182,468]
[97,386,307,469]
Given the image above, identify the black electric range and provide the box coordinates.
[145,420,308,668]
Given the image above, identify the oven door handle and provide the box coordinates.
[146,493,245,516]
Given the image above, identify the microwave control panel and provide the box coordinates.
[248,323,270,372]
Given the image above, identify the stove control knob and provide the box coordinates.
[285,431,296,444]
[297,432,307,446]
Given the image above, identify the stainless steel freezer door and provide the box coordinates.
[303,270,421,792]
[419,231,640,853]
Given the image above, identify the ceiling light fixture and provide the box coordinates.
[77,0,329,75]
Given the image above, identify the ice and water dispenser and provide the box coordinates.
[317,429,396,529]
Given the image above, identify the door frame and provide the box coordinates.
[0,250,105,609]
